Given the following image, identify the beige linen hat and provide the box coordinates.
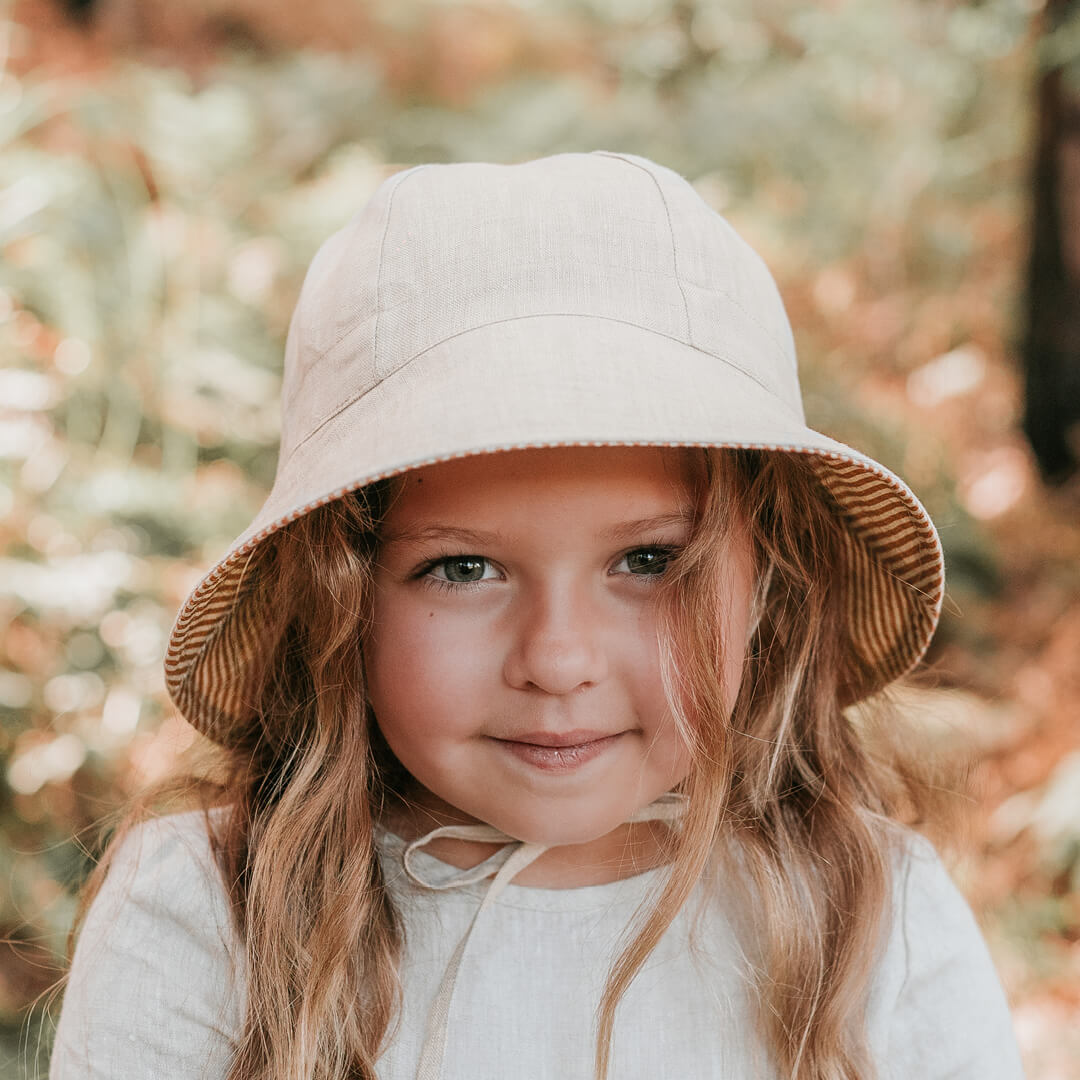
[165,150,943,744]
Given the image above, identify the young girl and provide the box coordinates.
[50,151,1024,1080]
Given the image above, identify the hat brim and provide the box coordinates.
[165,315,943,742]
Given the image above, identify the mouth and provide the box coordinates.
[490,730,626,772]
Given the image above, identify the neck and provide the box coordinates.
[380,790,676,888]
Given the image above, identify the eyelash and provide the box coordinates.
[414,545,681,593]
[416,556,496,594]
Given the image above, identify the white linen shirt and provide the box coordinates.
[49,810,1026,1079]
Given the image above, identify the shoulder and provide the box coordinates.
[888,831,1002,987]
[82,807,239,959]
[102,807,233,909]
[872,829,1025,1079]
[50,808,244,1080]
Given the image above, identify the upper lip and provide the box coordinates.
[494,729,620,747]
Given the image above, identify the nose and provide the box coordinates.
[502,580,609,695]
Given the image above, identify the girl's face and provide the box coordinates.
[366,446,753,849]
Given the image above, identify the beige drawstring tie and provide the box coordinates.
[402,793,687,1080]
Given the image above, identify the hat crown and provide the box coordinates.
[279,151,803,464]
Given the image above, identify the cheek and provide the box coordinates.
[365,589,491,737]
[628,608,692,772]
[612,600,663,696]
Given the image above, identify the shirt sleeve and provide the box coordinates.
[49,810,245,1080]
[884,835,1025,1079]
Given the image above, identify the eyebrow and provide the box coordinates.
[381,512,693,550]
[379,525,505,549]
[600,510,694,544]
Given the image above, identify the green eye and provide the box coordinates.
[438,557,489,583]
[624,549,672,575]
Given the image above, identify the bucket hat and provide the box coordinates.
[164,150,944,745]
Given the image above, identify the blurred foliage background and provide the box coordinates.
[1,0,1079,1075]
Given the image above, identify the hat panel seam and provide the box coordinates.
[371,164,432,381]
[596,151,693,346]
[596,151,794,365]
[277,313,793,471]
[286,153,796,442]
[303,164,429,365]
[713,219,799,364]
[295,266,790,400]
[280,167,427,451]
[679,277,796,370]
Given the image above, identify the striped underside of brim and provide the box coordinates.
[164,451,944,743]
[166,547,279,745]
[807,457,943,701]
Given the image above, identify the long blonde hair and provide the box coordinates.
[74,449,955,1080]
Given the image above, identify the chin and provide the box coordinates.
[491,810,626,849]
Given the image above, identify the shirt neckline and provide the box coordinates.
[375,824,669,913]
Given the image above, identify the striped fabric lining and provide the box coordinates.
[807,457,943,702]
[166,544,286,746]
[164,451,944,744]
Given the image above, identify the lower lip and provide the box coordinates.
[494,733,624,772]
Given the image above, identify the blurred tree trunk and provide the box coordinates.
[1023,0,1080,483]
[54,0,374,53]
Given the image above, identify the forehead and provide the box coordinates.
[381,446,703,525]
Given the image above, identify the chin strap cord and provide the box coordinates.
[403,793,687,1080]
[410,837,547,1080]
